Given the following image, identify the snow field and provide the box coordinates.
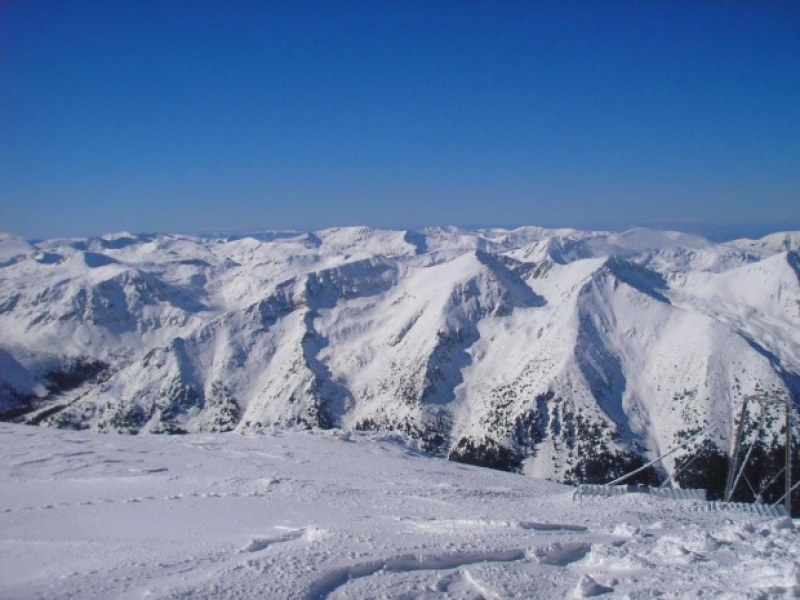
[0,423,797,599]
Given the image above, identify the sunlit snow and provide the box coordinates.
[0,423,798,598]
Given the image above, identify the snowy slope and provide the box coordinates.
[727,231,800,255]
[1,226,798,499]
[0,422,797,599]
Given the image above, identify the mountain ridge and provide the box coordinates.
[1,226,798,502]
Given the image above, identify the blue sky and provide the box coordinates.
[1,1,798,239]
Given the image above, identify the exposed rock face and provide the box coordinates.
[0,227,798,501]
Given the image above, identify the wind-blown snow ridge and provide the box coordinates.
[1,226,798,498]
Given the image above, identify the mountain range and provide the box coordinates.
[1,226,798,501]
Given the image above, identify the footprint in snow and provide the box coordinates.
[240,528,309,553]
[573,574,613,598]
[530,542,592,566]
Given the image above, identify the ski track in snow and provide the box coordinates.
[303,549,527,600]
[0,423,798,599]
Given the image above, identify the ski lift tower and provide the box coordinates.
[724,392,796,515]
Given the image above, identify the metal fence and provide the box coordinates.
[573,483,706,501]
[573,483,789,517]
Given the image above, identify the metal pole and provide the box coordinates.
[725,396,750,502]
[728,442,756,502]
[786,394,793,516]
[607,424,714,487]
[660,446,704,488]
[773,477,800,509]
[757,466,785,498]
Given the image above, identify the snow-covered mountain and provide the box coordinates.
[1,226,798,498]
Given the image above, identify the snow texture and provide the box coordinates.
[0,423,797,599]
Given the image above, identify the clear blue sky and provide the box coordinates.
[2,1,799,239]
